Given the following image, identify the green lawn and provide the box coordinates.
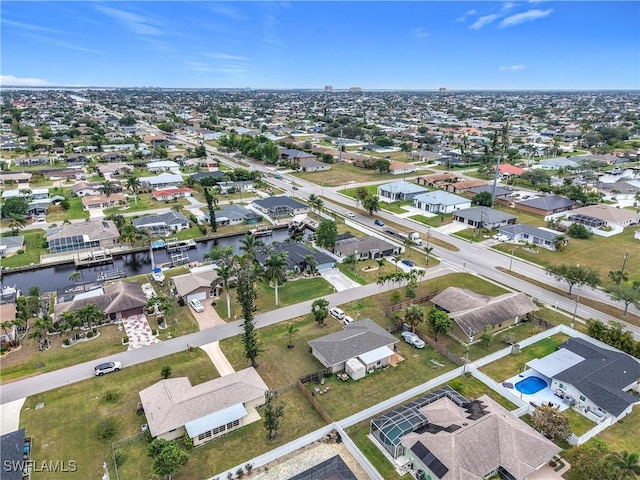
[214,276,336,321]
[0,229,46,268]
[341,185,379,198]
[596,405,640,452]
[492,228,640,287]
[479,334,570,382]
[291,163,404,187]
[453,227,495,242]
[380,201,414,214]
[46,197,90,222]
[564,408,595,436]
[409,213,454,228]
[449,374,518,410]
[20,349,218,480]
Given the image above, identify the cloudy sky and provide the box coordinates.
[1,1,638,89]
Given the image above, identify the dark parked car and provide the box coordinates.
[374,219,385,226]
[401,259,415,267]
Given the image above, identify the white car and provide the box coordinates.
[492,234,509,242]
[344,211,355,218]
[401,331,426,349]
[94,361,122,376]
[330,307,345,320]
[342,315,355,326]
[189,298,205,313]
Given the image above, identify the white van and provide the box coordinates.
[330,307,345,320]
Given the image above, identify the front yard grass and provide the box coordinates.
[291,163,402,187]
[214,276,336,323]
[20,349,217,480]
[479,334,570,382]
[0,229,46,268]
[409,213,453,228]
[453,227,495,242]
[596,404,640,452]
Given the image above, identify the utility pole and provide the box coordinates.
[338,128,343,166]
[621,250,629,274]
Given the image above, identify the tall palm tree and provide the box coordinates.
[312,197,324,213]
[239,233,261,259]
[8,213,27,235]
[77,303,105,329]
[304,254,318,275]
[120,223,143,246]
[404,304,424,333]
[125,175,141,194]
[216,263,234,319]
[69,270,82,283]
[404,237,415,260]
[423,246,434,266]
[308,193,318,212]
[393,254,402,273]
[101,180,114,200]
[609,451,640,480]
[264,251,288,306]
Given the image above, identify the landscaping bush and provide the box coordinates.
[86,331,94,338]
[96,417,119,440]
[62,339,70,346]
[102,390,120,403]
[16,249,24,255]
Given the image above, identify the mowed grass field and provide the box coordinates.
[291,163,404,187]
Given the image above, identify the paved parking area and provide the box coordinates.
[189,300,226,330]
[122,314,159,350]
[320,268,360,292]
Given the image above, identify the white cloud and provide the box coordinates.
[499,64,526,71]
[207,5,248,21]
[411,27,430,39]
[501,2,517,12]
[0,75,50,86]
[456,9,478,23]
[2,19,65,35]
[205,53,248,61]
[470,14,500,29]
[95,5,162,36]
[466,9,478,15]
[499,9,553,28]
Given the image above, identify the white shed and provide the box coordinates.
[345,358,366,381]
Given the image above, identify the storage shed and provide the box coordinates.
[345,358,366,381]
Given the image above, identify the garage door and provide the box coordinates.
[186,292,207,303]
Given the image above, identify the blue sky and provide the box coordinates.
[1,1,639,89]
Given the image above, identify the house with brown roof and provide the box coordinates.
[443,179,487,194]
[567,204,640,229]
[139,367,268,446]
[0,303,17,344]
[416,173,458,188]
[389,161,417,176]
[171,266,220,303]
[431,287,537,341]
[82,193,127,210]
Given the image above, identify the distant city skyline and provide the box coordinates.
[2,1,639,90]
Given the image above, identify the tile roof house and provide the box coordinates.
[251,196,309,218]
[171,266,220,303]
[81,193,127,210]
[567,204,640,229]
[495,164,526,176]
[46,220,120,254]
[431,287,537,341]
[139,367,268,446]
[416,173,458,188]
[515,195,576,216]
[308,319,399,373]
[151,188,192,201]
[400,393,561,480]
[389,161,417,175]
[255,242,335,272]
[498,224,565,250]
[413,191,471,214]
[132,211,191,236]
[527,337,640,419]
[453,207,517,229]
[54,280,147,322]
[139,172,183,188]
[377,180,428,203]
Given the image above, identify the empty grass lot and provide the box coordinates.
[291,163,402,187]
[20,349,218,480]
[409,213,454,228]
[0,229,46,268]
[479,334,570,382]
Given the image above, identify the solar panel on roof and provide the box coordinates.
[411,441,449,479]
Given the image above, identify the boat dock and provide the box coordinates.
[165,238,197,251]
[250,226,273,236]
[96,269,126,281]
[170,252,190,267]
[74,250,113,268]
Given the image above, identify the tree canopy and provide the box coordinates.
[546,263,600,295]
[315,220,337,249]
[2,196,29,218]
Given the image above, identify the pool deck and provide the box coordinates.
[503,369,569,412]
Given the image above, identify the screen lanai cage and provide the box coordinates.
[370,386,469,459]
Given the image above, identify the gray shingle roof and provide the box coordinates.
[252,196,307,210]
[0,429,26,480]
[517,195,576,211]
[308,319,398,367]
[499,224,563,242]
[453,206,516,224]
[132,211,190,227]
[556,338,640,416]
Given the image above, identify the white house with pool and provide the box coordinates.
[503,338,640,423]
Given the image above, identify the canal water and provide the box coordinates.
[2,228,308,294]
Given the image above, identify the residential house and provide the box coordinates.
[1,429,32,480]
[54,280,147,322]
[255,242,335,272]
[515,195,576,216]
[146,160,180,172]
[308,319,399,373]
[431,287,537,341]
[251,196,309,218]
[416,173,458,188]
[533,157,579,170]
[413,191,471,214]
[299,158,331,172]
[143,134,168,146]
[72,181,102,197]
[442,179,487,194]
[139,367,268,446]
[132,212,191,236]
[171,265,220,303]
[466,185,512,199]
[95,162,134,177]
[151,188,192,202]
[377,181,428,204]
[453,206,517,229]
[191,171,226,184]
[0,235,25,257]
[82,193,127,210]
[567,204,640,229]
[494,164,526,177]
[46,220,120,254]
[388,388,560,480]
[527,337,640,421]
[279,148,316,164]
[139,173,183,189]
[333,236,400,260]
[0,303,17,343]
[498,224,565,250]
[389,161,417,175]
[212,205,261,226]
[0,172,31,185]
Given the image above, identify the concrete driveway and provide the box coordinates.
[320,268,360,292]
[189,300,226,330]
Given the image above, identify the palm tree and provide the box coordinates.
[552,235,567,252]
[69,270,82,283]
[285,322,299,348]
[312,197,324,213]
[101,180,114,200]
[304,254,318,275]
[239,233,261,259]
[423,246,434,265]
[308,193,318,212]
[404,304,424,333]
[609,270,629,286]
[77,303,105,329]
[393,254,402,273]
[265,251,288,306]
[216,263,234,319]
[125,175,141,194]
[0,320,17,348]
[120,223,143,246]
[404,237,415,260]
[609,451,640,479]
[8,213,27,235]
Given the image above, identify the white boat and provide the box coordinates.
[152,267,165,285]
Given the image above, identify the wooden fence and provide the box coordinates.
[297,379,333,425]
[384,292,439,315]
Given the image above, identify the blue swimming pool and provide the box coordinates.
[515,376,547,395]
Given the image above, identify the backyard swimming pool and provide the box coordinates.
[515,376,548,395]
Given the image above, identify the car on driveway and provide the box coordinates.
[401,259,415,267]
[374,219,385,226]
[189,298,205,313]
[94,361,122,376]
[492,234,509,242]
[342,315,355,325]
[345,211,355,218]
[401,331,425,349]
[330,307,345,320]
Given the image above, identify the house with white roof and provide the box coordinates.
[377,180,428,204]
[139,172,183,189]
[146,160,180,172]
[139,367,268,446]
[413,191,471,214]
